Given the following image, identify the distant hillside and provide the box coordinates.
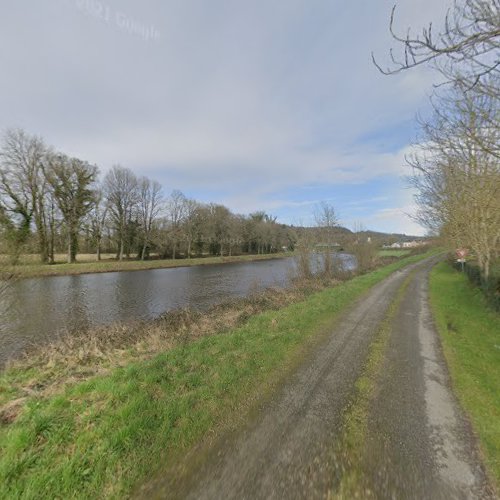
[289,225,425,245]
[357,230,426,243]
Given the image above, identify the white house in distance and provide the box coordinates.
[384,240,429,249]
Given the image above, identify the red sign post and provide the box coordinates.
[455,248,468,271]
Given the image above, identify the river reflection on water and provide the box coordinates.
[0,254,355,366]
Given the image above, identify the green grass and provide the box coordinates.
[0,252,434,499]
[429,262,500,489]
[377,249,412,258]
[3,252,291,279]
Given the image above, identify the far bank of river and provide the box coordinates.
[2,252,291,280]
[0,254,355,366]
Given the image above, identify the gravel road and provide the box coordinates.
[139,257,493,499]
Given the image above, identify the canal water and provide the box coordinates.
[0,254,354,366]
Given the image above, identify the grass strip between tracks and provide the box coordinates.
[0,252,432,499]
[332,270,416,499]
[429,261,500,491]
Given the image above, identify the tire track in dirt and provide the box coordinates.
[361,258,493,499]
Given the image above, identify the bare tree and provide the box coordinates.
[0,194,27,264]
[88,187,108,261]
[409,86,500,279]
[104,165,139,260]
[44,190,59,264]
[247,212,265,255]
[375,1,500,280]
[314,201,339,275]
[347,222,378,273]
[46,154,98,263]
[182,198,200,259]
[208,204,232,256]
[374,0,500,98]
[247,211,280,254]
[165,190,188,259]
[138,177,163,260]
[0,129,50,263]
[227,214,244,257]
[294,228,314,279]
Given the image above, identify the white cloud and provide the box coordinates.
[0,0,452,234]
[359,187,426,236]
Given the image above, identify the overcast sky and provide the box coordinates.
[0,0,453,234]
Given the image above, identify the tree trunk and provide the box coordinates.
[483,252,490,281]
[48,210,55,264]
[119,237,124,261]
[37,221,49,263]
[34,195,49,264]
[68,228,78,263]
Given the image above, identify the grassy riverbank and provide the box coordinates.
[0,252,434,498]
[429,262,500,489]
[1,252,291,279]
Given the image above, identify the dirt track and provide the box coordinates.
[140,257,493,499]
